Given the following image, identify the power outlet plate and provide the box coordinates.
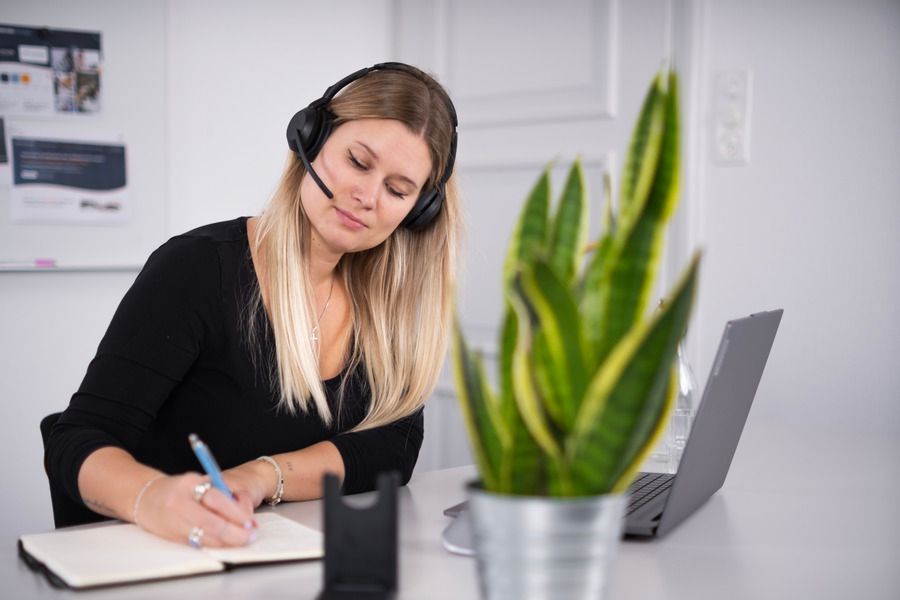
[713,69,753,165]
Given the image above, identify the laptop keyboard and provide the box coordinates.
[627,472,675,515]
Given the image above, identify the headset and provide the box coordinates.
[286,62,458,232]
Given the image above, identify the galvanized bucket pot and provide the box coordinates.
[466,482,627,600]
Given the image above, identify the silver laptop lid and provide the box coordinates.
[655,309,783,537]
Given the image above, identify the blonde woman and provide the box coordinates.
[45,63,460,548]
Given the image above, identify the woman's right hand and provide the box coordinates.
[134,472,257,548]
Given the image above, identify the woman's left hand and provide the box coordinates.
[222,461,276,509]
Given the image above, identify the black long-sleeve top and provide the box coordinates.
[45,217,424,514]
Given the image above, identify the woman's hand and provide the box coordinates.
[222,460,278,508]
[135,472,257,548]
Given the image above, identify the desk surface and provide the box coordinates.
[6,422,900,599]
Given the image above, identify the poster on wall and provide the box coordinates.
[0,24,102,116]
[8,123,127,225]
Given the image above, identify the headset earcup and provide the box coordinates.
[402,187,443,231]
[286,109,311,152]
[286,106,334,163]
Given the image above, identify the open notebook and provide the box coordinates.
[18,512,322,589]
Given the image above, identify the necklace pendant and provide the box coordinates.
[311,326,320,343]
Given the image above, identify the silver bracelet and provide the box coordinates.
[256,456,284,506]
[132,474,165,526]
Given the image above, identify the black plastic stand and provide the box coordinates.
[317,471,399,600]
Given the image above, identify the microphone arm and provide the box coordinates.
[293,135,334,199]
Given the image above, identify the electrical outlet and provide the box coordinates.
[713,69,753,165]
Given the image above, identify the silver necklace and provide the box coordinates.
[311,275,335,343]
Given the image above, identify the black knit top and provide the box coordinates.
[45,217,423,515]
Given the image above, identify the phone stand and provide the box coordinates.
[317,471,399,600]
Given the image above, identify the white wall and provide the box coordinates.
[166,0,393,233]
[694,0,900,437]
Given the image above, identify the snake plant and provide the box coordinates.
[453,68,700,496]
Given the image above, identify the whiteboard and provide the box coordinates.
[0,1,167,271]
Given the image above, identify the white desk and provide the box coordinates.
[6,422,899,599]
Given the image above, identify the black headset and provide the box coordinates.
[286,62,458,232]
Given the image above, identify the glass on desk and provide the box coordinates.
[647,340,699,474]
[667,340,698,473]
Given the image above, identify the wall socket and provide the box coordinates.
[713,69,753,165]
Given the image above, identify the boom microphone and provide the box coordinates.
[293,133,334,199]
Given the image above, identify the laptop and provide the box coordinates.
[442,309,783,553]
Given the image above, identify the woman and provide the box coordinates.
[45,63,460,548]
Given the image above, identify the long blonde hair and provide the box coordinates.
[249,67,460,431]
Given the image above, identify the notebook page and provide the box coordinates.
[20,523,224,588]
[205,512,323,564]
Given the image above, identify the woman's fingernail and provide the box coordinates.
[246,531,258,545]
[243,520,255,530]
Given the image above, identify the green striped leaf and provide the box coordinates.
[579,232,614,369]
[498,307,518,434]
[611,366,678,492]
[618,73,666,238]
[503,168,550,287]
[508,281,563,462]
[506,399,545,494]
[594,71,681,364]
[547,160,587,288]
[519,261,588,431]
[532,331,565,428]
[602,168,615,236]
[568,253,699,495]
[498,306,544,494]
[452,319,505,490]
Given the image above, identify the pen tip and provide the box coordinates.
[188,433,199,444]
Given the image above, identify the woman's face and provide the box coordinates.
[300,118,433,256]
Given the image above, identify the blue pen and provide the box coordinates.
[188,433,235,499]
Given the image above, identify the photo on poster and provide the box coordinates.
[0,24,102,116]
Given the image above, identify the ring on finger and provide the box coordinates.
[187,526,204,548]
[193,481,212,503]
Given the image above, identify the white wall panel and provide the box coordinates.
[442,0,617,124]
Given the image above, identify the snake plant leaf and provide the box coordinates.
[579,232,615,369]
[519,260,588,431]
[498,306,544,494]
[593,71,681,365]
[579,169,615,304]
[568,252,699,495]
[498,307,517,431]
[611,366,677,493]
[547,160,587,288]
[506,396,545,494]
[508,280,564,462]
[452,319,505,491]
[602,168,616,236]
[532,330,565,428]
[618,73,666,238]
[503,168,550,287]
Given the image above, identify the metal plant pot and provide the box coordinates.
[466,482,626,600]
